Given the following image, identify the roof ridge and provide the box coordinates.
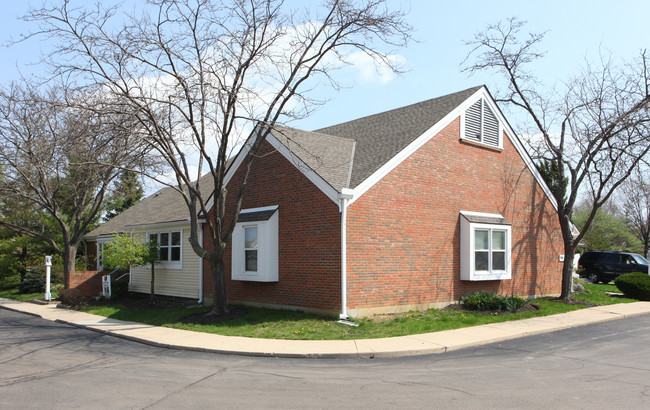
[315,85,483,134]
[272,123,355,143]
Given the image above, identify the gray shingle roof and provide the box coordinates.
[85,173,214,238]
[461,213,511,226]
[270,125,355,192]
[316,86,482,188]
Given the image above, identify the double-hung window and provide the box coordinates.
[460,211,511,280]
[149,230,182,269]
[232,206,279,282]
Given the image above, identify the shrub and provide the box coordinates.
[58,289,86,307]
[110,280,129,299]
[614,272,650,301]
[461,291,527,312]
[17,269,46,293]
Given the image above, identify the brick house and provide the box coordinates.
[206,85,564,318]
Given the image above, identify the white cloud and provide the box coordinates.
[345,51,407,84]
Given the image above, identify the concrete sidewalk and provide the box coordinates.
[2,297,650,358]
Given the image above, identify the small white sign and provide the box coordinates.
[559,254,565,262]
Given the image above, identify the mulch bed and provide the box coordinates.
[444,302,541,315]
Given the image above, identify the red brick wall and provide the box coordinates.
[69,270,102,298]
[203,140,342,311]
[345,117,563,310]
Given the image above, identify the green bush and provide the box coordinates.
[110,280,129,299]
[58,289,86,307]
[17,269,46,293]
[16,267,63,294]
[461,291,527,312]
[614,272,650,301]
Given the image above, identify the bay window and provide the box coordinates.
[460,211,511,280]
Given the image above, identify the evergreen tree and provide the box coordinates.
[103,171,144,221]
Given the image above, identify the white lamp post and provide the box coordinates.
[44,256,52,302]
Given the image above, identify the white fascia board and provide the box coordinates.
[204,126,259,214]
[346,88,485,207]
[265,132,341,207]
[241,205,279,213]
[206,127,344,213]
[460,210,505,219]
[123,220,190,231]
[478,89,559,211]
[347,86,559,212]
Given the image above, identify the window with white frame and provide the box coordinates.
[460,211,511,281]
[97,241,108,271]
[149,230,182,269]
[462,98,501,148]
[232,206,279,282]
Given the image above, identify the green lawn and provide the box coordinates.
[0,279,44,301]
[75,282,636,340]
[0,279,637,340]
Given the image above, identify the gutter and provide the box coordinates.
[338,189,354,320]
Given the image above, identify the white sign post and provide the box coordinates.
[44,256,52,302]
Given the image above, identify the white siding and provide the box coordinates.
[130,226,201,299]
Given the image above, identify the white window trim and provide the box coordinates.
[460,97,503,149]
[147,230,183,270]
[96,239,111,271]
[232,206,279,282]
[460,211,512,281]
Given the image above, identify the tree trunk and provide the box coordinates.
[558,212,576,301]
[63,244,78,289]
[559,248,575,301]
[208,255,228,316]
[150,263,155,302]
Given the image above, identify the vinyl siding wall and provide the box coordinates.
[130,226,201,299]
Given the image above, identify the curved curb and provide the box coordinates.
[2,298,650,359]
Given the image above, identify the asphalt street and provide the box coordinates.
[1,308,649,409]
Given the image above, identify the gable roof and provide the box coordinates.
[222,85,557,212]
[270,125,356,192]
[85,173,214,239]
[316,86,482,188]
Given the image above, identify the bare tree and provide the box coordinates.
[24,0,411,315]
[0,83,150,287]
[619,167,650,257]
[463,18,650,301]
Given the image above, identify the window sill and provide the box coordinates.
[460,138,503,152]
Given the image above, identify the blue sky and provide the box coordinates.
[1,0,648,132]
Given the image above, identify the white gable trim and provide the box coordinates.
[207,87,558,214]
[345,88,485,207]
[264,133,341,206]
[205,126,342,214]
[346,87,558,211]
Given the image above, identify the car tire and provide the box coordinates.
[587,273,600,283]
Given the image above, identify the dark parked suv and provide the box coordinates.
[578,251,649,283]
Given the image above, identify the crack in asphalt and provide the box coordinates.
[142,368,227,409]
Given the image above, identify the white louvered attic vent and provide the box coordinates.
[464,99,500,148]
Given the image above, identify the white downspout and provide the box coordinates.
[198,226,204,304]
[339,189,354,320]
